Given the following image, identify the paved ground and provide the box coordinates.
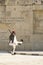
[0,51,43,65]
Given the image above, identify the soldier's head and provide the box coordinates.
[12,31,16,35]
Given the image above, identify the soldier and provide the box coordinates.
[9,30,23,55]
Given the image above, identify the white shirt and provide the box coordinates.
[14,35,22,45]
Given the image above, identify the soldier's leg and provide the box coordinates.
[9,42,13,53]
[11,44,16,54]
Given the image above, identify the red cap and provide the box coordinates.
[12,31,16,34]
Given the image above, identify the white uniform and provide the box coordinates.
[9,35,22,54]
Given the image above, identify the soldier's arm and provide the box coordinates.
[8,29,11,33]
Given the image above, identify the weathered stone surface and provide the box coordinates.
[33,10,43,34]
[5,0,42,6]
[0,0,43,51]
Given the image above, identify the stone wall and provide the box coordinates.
[0,0,43,51]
